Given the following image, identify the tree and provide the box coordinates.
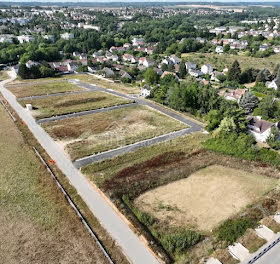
[239,91,259,113]
[227,60,241,83]
[253,96,279,120]
[256,68,272,83]
[206,110,223,131]
[144,68,159,85]
[18,63,29,79]
[267,126,280,149]
[161,63,168,71]
[224,108,248,133]
[217,117,237,134]
[224,44,230,52]
[178,61,186,78]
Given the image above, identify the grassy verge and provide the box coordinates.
[20,91,131,119]
[237,229,266,253]
[43,104,188,160]
[0,97,129,264]
[0,70,9,81]
[8,81,83,98]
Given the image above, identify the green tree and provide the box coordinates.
[239,91,259,113]
[217,117,237,134]
[256,68,272,83]
[227,60,241,83]
[178,61,186,78]
[144,68,159,85]
[267,126,280,149]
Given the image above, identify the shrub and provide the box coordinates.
[216,217,257,244]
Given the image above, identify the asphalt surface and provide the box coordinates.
[254,242,280,264]
[74,128,191,168]
[0,77,160,264]
[37,102,137,124]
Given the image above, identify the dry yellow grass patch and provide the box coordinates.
[135,165,277,231]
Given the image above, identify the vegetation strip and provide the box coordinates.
[0,98,16,122]
[32,146,114,264]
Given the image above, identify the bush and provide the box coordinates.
[216,217,257,244]
[161,230,202,254]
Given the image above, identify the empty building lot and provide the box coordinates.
[43,104,188,161]
[19,91,132,119]
[8,81,84,98]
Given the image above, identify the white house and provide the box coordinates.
[170,56,180,64]
[247,116,279,143]
[17,35,35,43]
[189,69,203,77]
[25,60,40,69]
[66,62,78,72]
[201,64,214,75]
[266,79,280,90]
[132,37,145,46]
[61,33,74,40]
[141,84,151,97]
[43,35,55,42]
[185,61,197,70]
[215,46,224,54]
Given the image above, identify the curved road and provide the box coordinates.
[0,76,160,264]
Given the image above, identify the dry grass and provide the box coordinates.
[20,91,131,119]
[135,165,277,231]
[0,70,9,81]
[237,229,266,253]
[8,81,83,98]
[43,105,187,160]
[181,52,280,72]
[260,216,280,233]
[212,249,240,264]
[0,102,109,264]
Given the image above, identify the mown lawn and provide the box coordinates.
[43,104,188,160]
[8,81,83,97]
[20,91,132,119]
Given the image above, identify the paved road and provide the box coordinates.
[74,128,191,168]
[254,242,280,264]
[0,77,160,264]
[73,80,203,131]
[37,102,137,124]
[17,90,90,101]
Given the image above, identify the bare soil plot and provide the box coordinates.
[260,216,280,233]
[0,103,108,264]
[135,165,277,231]
[20,91,131,119]
[212,249,240,264]
[8,81,83,98]
[43,105,187,160]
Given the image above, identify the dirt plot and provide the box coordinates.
[135,165,277,231]
[43,105,187,160]
[20,91,131,119]
[0,103,109,264]
[8,81,83,97]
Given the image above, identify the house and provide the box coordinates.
[25,60,40,69]
[161,71,179,81]
[189,69,203,77]
[43,35,55,42]
[92,51,102,58]
[266,78,280,90]
[66,62,78,72]
[162,58,173,65]
[154,68,163,76]
[79,53,87,60]
[274,46,280,53]
[132,37,145,46]
[60,33,74,40]
[185,61,197,70]
[201,64,214,75]
[247,116,279,142]
[141,84,151,97]
[170,56,180,64]
[215,46,224,54]
[120,70,132,80]
[218,88,246,103]
[103,67,114,77]
[211,71,225,82]
[17,35,35,43]
[122,54,137,63]
[139,57,154,67]
[123,43,131,49]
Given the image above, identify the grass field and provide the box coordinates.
[0,70,9,81]
[135,165,277,231]
[8,81,84,98]
[20,91,131,119]
[0,103,109,264]
[181,52,280,72]
[9,73,141,94]
[237,229,266,253]
[43,105,188,160]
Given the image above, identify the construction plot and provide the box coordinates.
[8,81,84,98]
[43,104,188,161]
[135,165,277,231]
[20,91,131,119]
